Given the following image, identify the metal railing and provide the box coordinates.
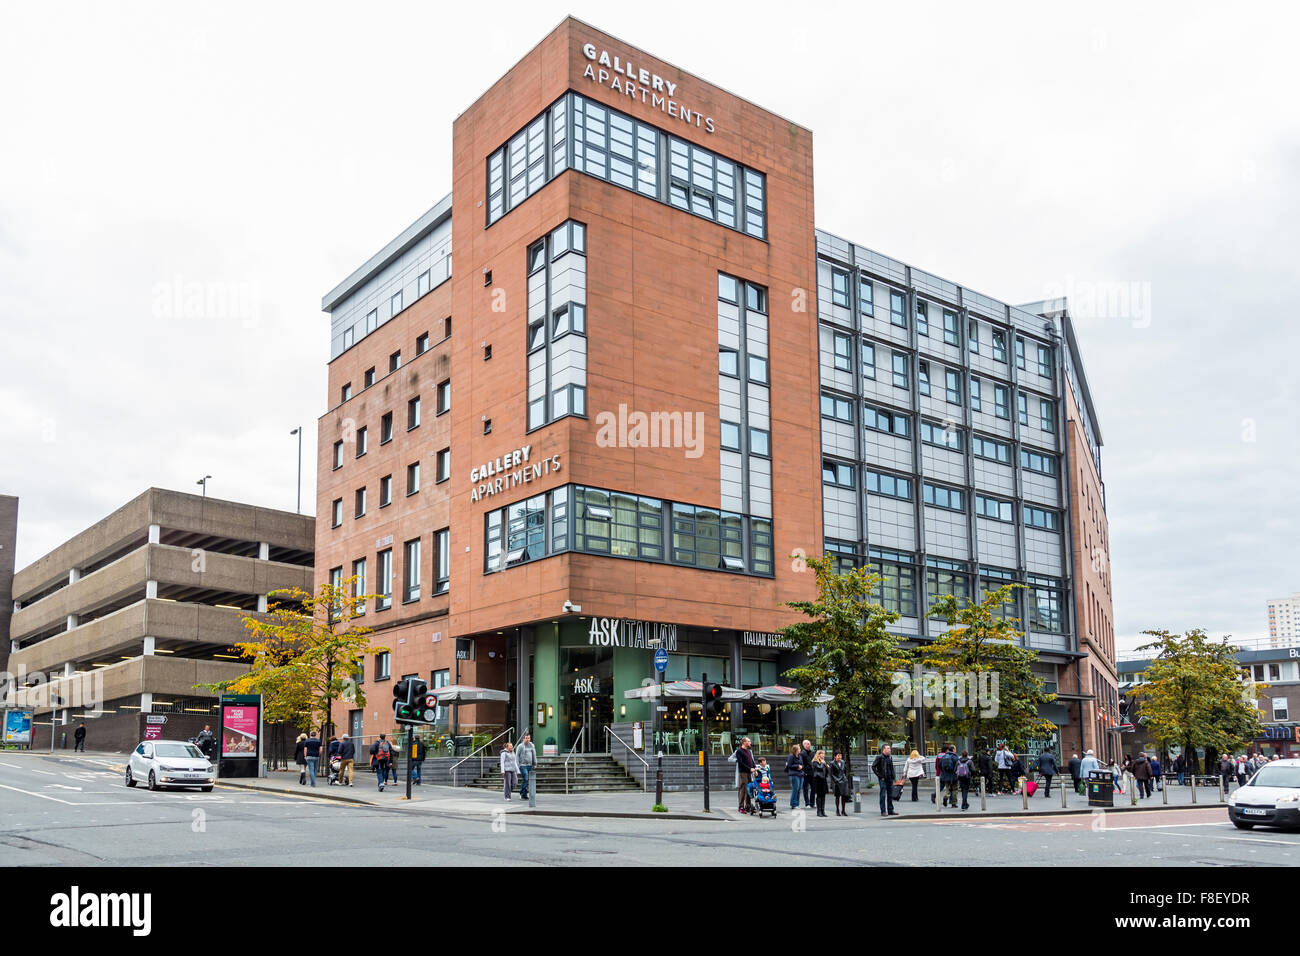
[450,726,514,788]
[564,725,587,795]
[605,726,648,792]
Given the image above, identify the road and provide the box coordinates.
[2,752,1297,866]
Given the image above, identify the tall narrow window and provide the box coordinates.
[434,528,449,593]
[403,538,421,603]
[376,548,392,611]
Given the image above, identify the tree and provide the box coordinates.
[921,585,1058,751]
[200,578,387,737]
[779,554,911,774]
[1129,628,1265,771]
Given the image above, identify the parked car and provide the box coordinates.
[1227,758,1300,830]
[125,739,216,792]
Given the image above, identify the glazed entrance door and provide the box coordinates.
[559,645,614,752]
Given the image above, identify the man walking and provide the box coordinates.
[338,733,355,786]
[1079,749,1100,788]
[735,737,757,814]
[872,744,898,817]
[516,732,537,799]
[73,721,87,752]
[1068,752,1082,795]
[1132,752,1153,798]
[938,745,959,808]
[978,747,995,797]
[799,739,815,808]
[303,729,322,787]
[370,733,393,792]
[410,735,426,785]
[1037,747,1059,798]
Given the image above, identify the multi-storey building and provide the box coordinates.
[4,489,313,750]
[1266,593,1300,647]
[317,17,1115,761]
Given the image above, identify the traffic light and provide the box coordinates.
[703,681,726,717]
[394,677,437,724]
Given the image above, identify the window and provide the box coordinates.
[356,427,368,457]
[750,518,773,575]
[331,498,342,528]
[747,354,768,384]
[376,549,392,611]
[364,309,378,334]
[379,475,392,507]
[865,405,909,437]
[972,434,1012,464]
[831,268,850,308]
[436,448,450,483]
[923,483,965,512]
[1272,697,1289,721]
[945,369,961,405]
[341,383,352,402]
[981,567,1019,621]
[822,460,855,488]
[975,495,1013,522]
[916,301,929,336]
[866,470,912,500]
[926,558,971,607]
[388,352,401,374]
[437,380,450,414]
[391,291,403,317]
[416,332,430,355]
[407,462,420,495]
[403,538,421,602]
[364,367,376,388]
[380,412,393,444]
[859,276,874,317]
[862,341,876,379]
[719,347,739,377]
[434,528,449,594]
[1015,336,1026,370]
[721,421,741,451]
[920,420,963,450]
[889,290,907,329]
[825,540,860,574]
[1024,505,1061,531]
[992,329,1007,363]
[1037,344,1052,378]
[918,360,930,396]
[354,487,366,518]
[528,221,589,429]
[869,548,917,617]
[892,351,909,389]
[418,270,431,297]
[1021,449,1058,475]
[748,427,771,458]
[943,310,959,347]
[483,418,492,435]
[1027,574,1064,632]
[1017,393,1028,425]
[443,316,452,339]
[352,558,367,615]
[1040,399,1055,433]
[968,319,979,353]
[820,393,854,423]
[833,332,852,372]
[332,440,343,470]
[969,376,982,412]
[375,651,391,681]
[994,384,1010,420]
[407,397,421,430]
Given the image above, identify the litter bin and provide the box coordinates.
[1086,769,1114,807]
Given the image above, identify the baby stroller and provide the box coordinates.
[748,770,779,818]
[327,754,342,786]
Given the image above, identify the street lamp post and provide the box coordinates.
[196,475,212,498]
[289,427,302,513]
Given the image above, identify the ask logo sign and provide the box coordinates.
[50,886,151,936]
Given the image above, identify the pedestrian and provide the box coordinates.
[1132,752,1152,798]
[936,745,960,807]
[516,732,537,799]
[73,721,86,752]
[1008,751,1025,794]
[829,751,851,816]
[871,744,898,817]
[809,749,830,817]
[1173,753,1185,786]
[904,748,926,802]
[1037,747,1058,798]
[194,724,216,761]
[303,729,322,787]
[1068,752,1082,795]
[978,747,995,796]
[994,743,1014,793]
[1109,757,1125,794]
[1219,752,1234,793]
[1150,754,1163,792]
[799,739,815,808]
[369,733,393,791]
[500,742,519,800]
[956,750,973,809]
[388,739,400,786]
[410,735,426,785]
[734,737,757,815]
[328,735,341,761]
[294,733,308,785]
[785,743,805,810]
[338,733,356,786]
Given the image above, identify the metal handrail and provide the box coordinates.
[604,726,649,792]
[450,726,514,787]
[564,725,587,795]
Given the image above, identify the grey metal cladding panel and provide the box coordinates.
[1022,473,1061,507]
[817,231,852,263]
[911,269,960,305]
[971,410,1015,439]
[866,496,916,551]
[920,447,965,484]
[1028,632,1068,652]
[973,461,1016,496]
[864,431,912,472]
[853,246,908,285]
[322,193,453,311]
[964,289,1005,318]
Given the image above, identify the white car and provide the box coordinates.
[1227,757,1300,830]
[125,739,216,792]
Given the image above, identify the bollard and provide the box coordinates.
[1162,779,1167,805]
[1022,779,1029,810]
[1061,779,1068,808]
[853,775,861,814]
[934,771,942,811]
[1218,776,1225,803]
[1191,774,1197,804]
[980,775,987,811]
[1129,773,1138,806]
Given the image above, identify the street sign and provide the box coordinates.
[654,647,668,673]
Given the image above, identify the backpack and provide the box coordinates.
[942,753,958,776]
[375,740,391,763]
[956,759,970,778]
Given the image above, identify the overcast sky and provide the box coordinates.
[1,2,1296,652]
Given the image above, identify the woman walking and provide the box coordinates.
[785,744,805,810]
[904,749,926,802]
[828,751,851,816]
[500,742,519,800]
[957,751,974,810]
[809,749,830,817]
[294,733,308,786]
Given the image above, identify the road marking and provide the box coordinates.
[0,762,21,769]
[0,782,76,804]
[28,769,57,776]
[48,785,83,791]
